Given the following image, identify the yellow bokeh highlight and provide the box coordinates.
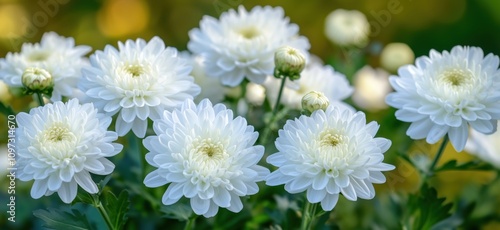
[0,4,28,38]
[97,0,149,38]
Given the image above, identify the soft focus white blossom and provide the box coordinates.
[264,62,353,111]
[79,37,200,138]
[185,53,226,104]
[143,99,269,218]
[266,105,394,211]
[188,5,310,86]
[0,32,91,101]
[380,43,415,73]
[386,46,500,152]
[352,66,391,112]
[465,121,500,168]
[246,82,266,106]
[16,99,123,203]
[324,9,370,47]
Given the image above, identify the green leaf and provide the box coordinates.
[102,190,130,230]
[406,184,453,230]
[160,201,193,221]
[0,101,15,117]
[33,206,96,230]
[435,160,495,172]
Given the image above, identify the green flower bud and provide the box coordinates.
[301,91,329,115]
[274,46,306,80]
[22,67,54,95]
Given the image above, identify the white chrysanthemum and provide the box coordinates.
[79,37,201,138]
[188,5,310,87]
[264,62,354,110]
[386,46,500,152]
[465,121,500,168]
[266,105,395,211]
[16,99,123,203]
[324,9,370,47]
[143,99,269,218]
[352,66,391,112]
[184,53,226,104]
[0,32,91,101]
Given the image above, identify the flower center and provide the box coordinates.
[439,69,472,87]
[316,130,354,177]
[35,122,80,168]
[44,123,74,142]
[320,133,343,147]
[187,138,230,178]
[125,64,145,77]
[238,27,260,39]
[195,138,224,158]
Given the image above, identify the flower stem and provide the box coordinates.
[300,200,318,230]
[93,195,115,230]
[35,93,45,106]
[184,216,197,230]
[273,76,288,117]
[428,135,449,174]
[259,76,288,146]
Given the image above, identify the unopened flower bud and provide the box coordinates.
[274,46,306,80]
[22,67,54,94]
[302,91,329,115]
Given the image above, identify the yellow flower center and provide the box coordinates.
[125,64,145,77]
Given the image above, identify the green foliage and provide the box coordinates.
[435,160,495,172]
[33,206,97,230]
[405,184,453,230]
[102,190,130,230]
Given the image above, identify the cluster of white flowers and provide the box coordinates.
[14,4,500,223]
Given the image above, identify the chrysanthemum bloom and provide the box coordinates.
[324,9,370,47]
[79,37,200,138]
[143,99,269,217]
[16,99,123,203]
[0,32,91,101]
[264,62,353,111]
[266,105,394,211]
[188,5,310,87]
[465,121,500,168]
[386,46,500,152]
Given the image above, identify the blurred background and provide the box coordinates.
[1,0,500,229]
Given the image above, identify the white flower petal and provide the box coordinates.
[191,196,210,215]
[320,194,339,211]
